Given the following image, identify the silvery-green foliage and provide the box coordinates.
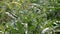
[0,0,60,34]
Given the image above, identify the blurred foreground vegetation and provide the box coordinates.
[0,0,60,34]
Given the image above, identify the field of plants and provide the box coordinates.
[0,0,60,34]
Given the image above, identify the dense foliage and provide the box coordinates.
[0,0,60,34]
